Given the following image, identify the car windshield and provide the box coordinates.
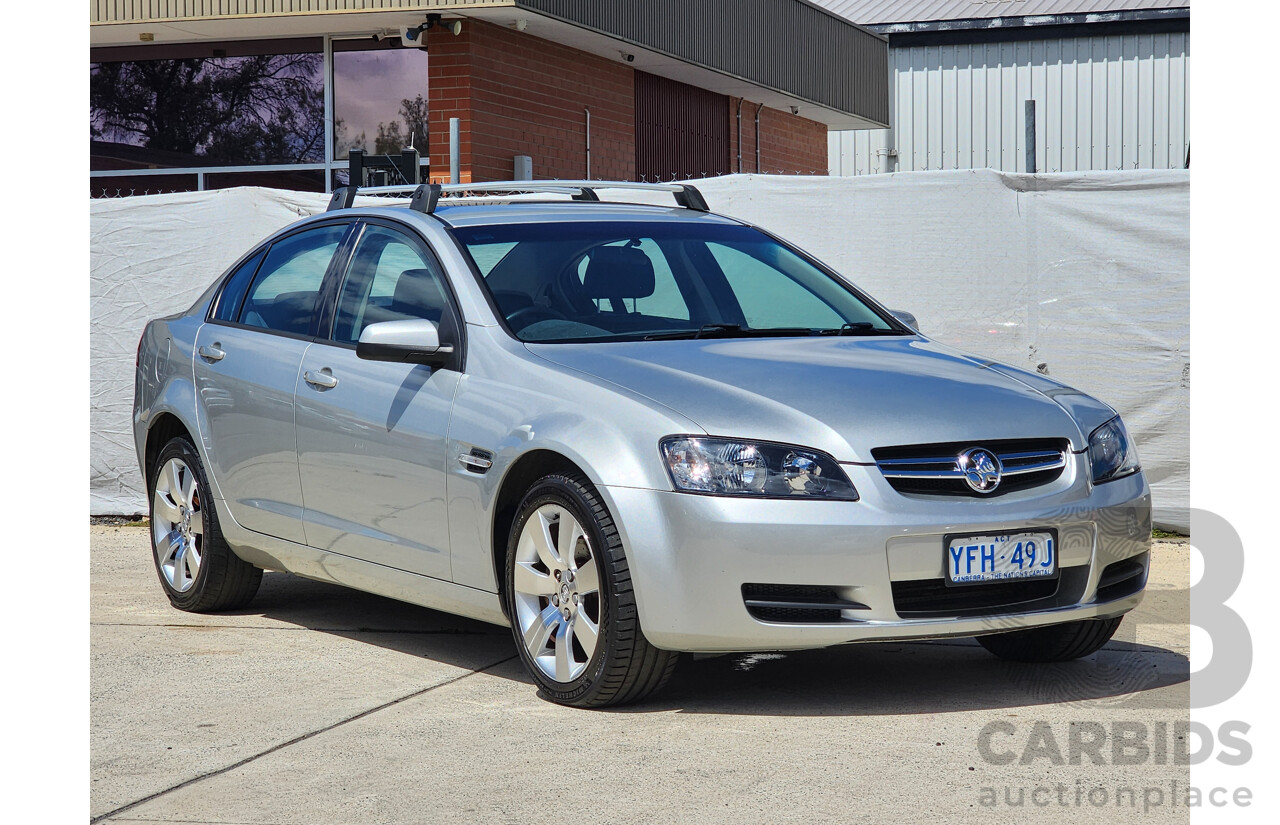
[450,220,908,343]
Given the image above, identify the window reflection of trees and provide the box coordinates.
[90,53,324,164]
[338,93,430,156]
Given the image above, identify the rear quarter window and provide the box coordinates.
[211,250,266,323]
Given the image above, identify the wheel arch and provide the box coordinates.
[490,448,589,617]
[144,411,198,488]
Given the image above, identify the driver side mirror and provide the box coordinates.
[890,309,919,332]
[357,319,454,367]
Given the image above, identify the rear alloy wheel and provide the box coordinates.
[152,454,203,594]
[977,617,1123,662]
[507,473,678,707]
[149,437,262,612]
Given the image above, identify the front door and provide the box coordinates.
[294,222,462,580]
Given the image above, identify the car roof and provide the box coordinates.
[432,201,744,228]
[322,200,746,231]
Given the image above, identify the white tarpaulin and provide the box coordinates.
[90,170,1189,531]
[90,187,331,515]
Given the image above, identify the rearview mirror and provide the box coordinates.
[890,309,919,332]
[357,319,454,367]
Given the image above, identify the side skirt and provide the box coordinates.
[215,497,509,628]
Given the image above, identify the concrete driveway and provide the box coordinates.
[91,525,1190,824]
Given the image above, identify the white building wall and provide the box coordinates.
[829,30,1189,175]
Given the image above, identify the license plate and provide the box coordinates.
[945,530,1057,585]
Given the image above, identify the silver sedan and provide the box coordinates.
[133,181,1151,707]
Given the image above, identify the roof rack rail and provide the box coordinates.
[325,180,710,215]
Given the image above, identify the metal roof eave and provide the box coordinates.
[866,6,1189,35]
[511,0,888,128]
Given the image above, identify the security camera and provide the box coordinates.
[401,22,443,48]
[622,52,635,63]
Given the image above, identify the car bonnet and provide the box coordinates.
[524,336,1115,464]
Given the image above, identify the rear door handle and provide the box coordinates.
[303,368,339,390]
[198,343,225,362]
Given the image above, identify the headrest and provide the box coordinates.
[393,268,446,317]
[582,246,655,300]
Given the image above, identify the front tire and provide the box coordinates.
[505,472,678,707]
[149,437,262,612]
[977,617,1123,662]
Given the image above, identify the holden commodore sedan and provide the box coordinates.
[133,181,1151,707]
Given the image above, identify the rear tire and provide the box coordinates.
[149,437,262,612]
[977,617,1123,662]
[505,472,678,707]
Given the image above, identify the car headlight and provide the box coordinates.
[1088,416,1140,483]
[660,436,859,500]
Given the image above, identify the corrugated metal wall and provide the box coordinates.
[635,72,730,181]
[829,30,1189,174]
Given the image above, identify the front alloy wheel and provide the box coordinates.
[512,503,602,683]
[506,473,678,707]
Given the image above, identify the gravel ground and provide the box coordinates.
[90,515,147,527]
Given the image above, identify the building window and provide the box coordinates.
[332,41,429,163]
[89,38,427,197]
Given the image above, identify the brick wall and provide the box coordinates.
[757,105,829,174]
[424,25,475,182]
[728,97,829,175]
[426,20,634,182]
[426,23,827,183]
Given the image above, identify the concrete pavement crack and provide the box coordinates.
[89,653,519,824]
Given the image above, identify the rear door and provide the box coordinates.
[194,221,353,544]
[294,221,462,579]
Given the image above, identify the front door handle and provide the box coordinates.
[457,450,494,473]
[303,368,339,390]
[198,343,225,362]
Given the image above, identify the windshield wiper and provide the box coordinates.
[643,322,911,341]
[644,324,741,341]
[818,323,911,336]
[645,324,814,341]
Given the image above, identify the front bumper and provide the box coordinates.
[601,455,1151,652]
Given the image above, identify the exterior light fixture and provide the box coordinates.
[406,13,463,44]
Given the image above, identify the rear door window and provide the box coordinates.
[240,224,348,336]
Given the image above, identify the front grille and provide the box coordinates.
[891,565,1089,618]
[873,438,1070,497]
[742,583,869,624]
[1095,553,1149,602]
